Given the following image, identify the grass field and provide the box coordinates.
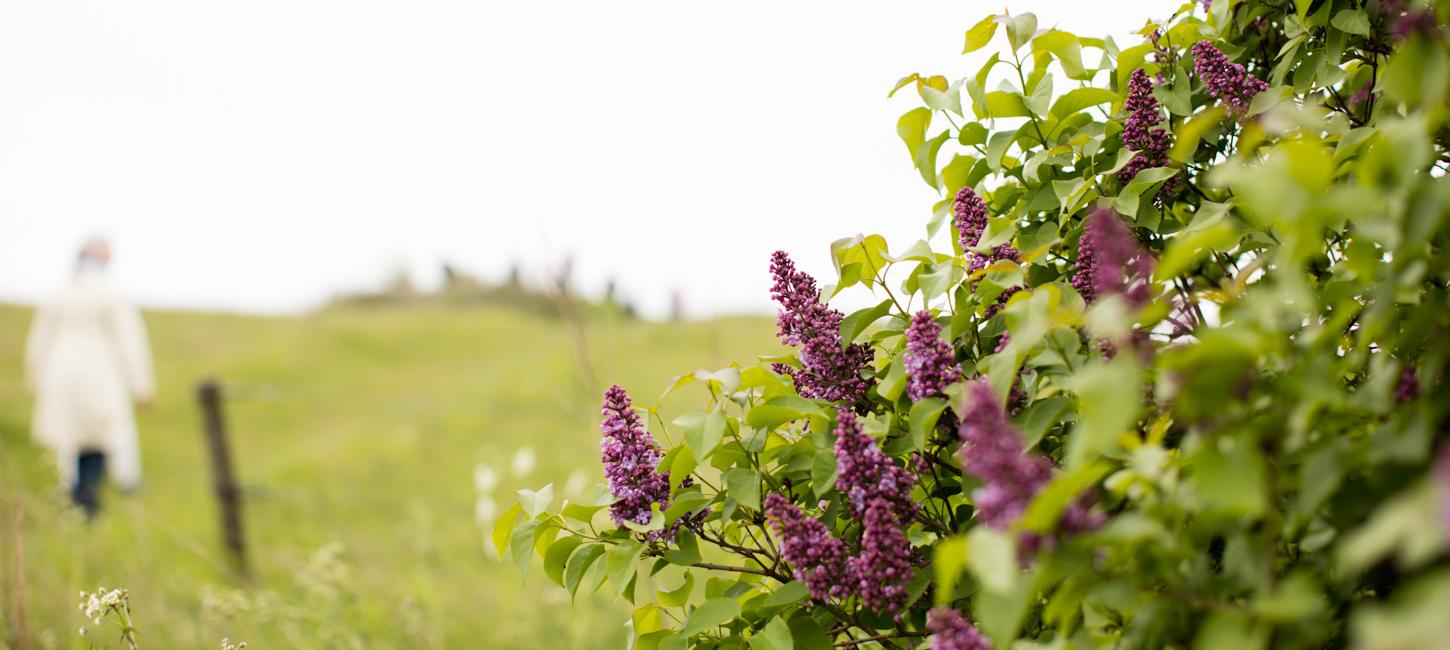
[0,302,777,648]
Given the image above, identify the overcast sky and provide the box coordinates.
[0,0,1169,319]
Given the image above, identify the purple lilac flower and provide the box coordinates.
[905,311,960,402]
[1397,365,1421,403]
[969,244,1023,318]
[1072,208,1155,307]
[770,251,875,406]
[957,380,1054,529]
[1117,68,1178,199]
[600,385,673,531]
[1377,0,1439,38]
[958,380,1103,540]
[764,493,852,602]
[953,187,989,252]
[834,410,916,523]
[849,497,915,616]
[1192,41,1269,116]
[927,607,991,650]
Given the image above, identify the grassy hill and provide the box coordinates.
[0,302,778,648]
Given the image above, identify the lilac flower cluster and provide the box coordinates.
[1117,68,1176,194]
[1378,0,1440,38]
[1072,208,1155,307]
[957,380,1105,545]
[849,498,915,615]
[969,244,1023,318]
[927,607,991,650]
[958,380,1054,529]
[1191,41,1268,116]
[953,187,989,252]
[600,385,673,530]
[834,410,917,522]
[770,251,874,406]
[764,493,852,601]
[905,311,960,402]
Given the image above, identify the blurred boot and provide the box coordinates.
[71,450,106,519]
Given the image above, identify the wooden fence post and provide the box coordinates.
[197,379,249,578]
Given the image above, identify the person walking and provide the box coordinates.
[24,238,155,517]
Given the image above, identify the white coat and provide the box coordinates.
[24,268,154,489]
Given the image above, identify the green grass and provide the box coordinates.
[0,302,777,648]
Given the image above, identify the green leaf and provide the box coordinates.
[1331,9,1370,36]
[518,483,555,518]
[565,543,605,599]
[1065,355,1141,469]
[1019,461,1109,533]
[915,129,952,189]
[921,78,964,117]
[562,501,608,525]
[877,352,909,402]
[1001,12,1038,52]
[840,299,893,347]
[974,566,1037,648]
[492,502,524,559]
[985,127,1020,170]
[963,14,999,54]
[1190,437,1267,519]
[1032,30,1087,80]
[1016,394,1070,449]
[761,581,810,609]
[896,108,932,158]
[510,519,539,575]
[983,91,1032,118]
[607,539,646,597]
[959,122,989,147]
[1156,221,1238,280]
[811,449,838,497]
[787,616,831,650]
[722,467,762,511]
[749,616,794,650]
[1049,87,1117,119]
[663,530,704,566]
[933,536,968,605]
[683,408,727,460]
[545,536,585,587]
[1115,166,1178,216]
[746,395,824,429]
[680,598,742,638]
[966,527,1018,593]
[658,572,696,608]
[909,397,948,451]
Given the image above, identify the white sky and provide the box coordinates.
[0,0,1169,319]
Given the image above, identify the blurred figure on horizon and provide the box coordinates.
[24,238,154,518]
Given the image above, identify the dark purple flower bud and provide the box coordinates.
[600,385,674,535]
[953,187,989,252]
[849,498,915,616]
[1397,365,1421,403]
[1191,41,1269,116]
[770,251,875,406]
[905,311,960,401]
[834,410,917,523]
[927,607,991,650]
[1072,208,1155,308]
[765,493,852,602]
